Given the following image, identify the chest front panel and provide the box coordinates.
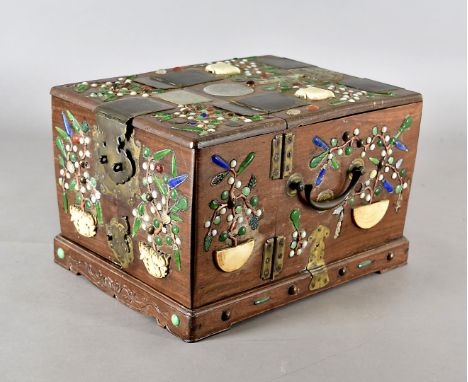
[192,102,421,307]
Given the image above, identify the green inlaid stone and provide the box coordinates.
[331,156,340,170]
[171,314,180,327]
[250,195,258,207]
[395,185,403,193]
[221,190,229,200]
[174,197,188,212]
[372,126,378,135]
[62,192,69,214]
[209,200,219,210]
[330,138,338,147]
[58,178,63,186]
[131,217,141,237]
[56,247,65,259]
[349,197,355,204]
[388,157,394,164]
[75,82,89,92]
[235,205,243,214]
[213,216,221,225]
[357,259,373,269]
[290,208,300,231]
[170,189,178,199]
[290,241,297,249]
[345,146,352,155]
[166,236,173,245]
[84,199,92,209]
[154,236,163,246]
[69,152,77,162]
[173,250,181,271]
[390,137,396,145]
[399,168,407,177]
[153,219,161,228]
[374,186,382,196]
[377,139,384,147]
[369,157,380,166]
[219,231,228,242]
[242,187,251,196]
[163,175,169,183]
[237,152,256,175]
[69,179,76,191]
[309,151,327,168]
[95,201,103,225]
[138,202,145,216]
[75,194,82,204]
[254,296,271,305]
[171,226,180,234]
[81,121,89,133]
[238,226,247,235]
[89,178,97,187]
[142,178,147,186]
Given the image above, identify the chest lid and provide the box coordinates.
[51,55,422,149]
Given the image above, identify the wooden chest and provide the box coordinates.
[51,55,422,341]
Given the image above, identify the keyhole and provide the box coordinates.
[113,163,123,172]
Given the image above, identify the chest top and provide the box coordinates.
[51,55,421,148]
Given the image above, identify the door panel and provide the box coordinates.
[193,133,283,307]
[275,103,422,279]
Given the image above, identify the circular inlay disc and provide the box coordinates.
[203,83,254,97]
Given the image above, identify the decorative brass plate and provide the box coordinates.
[306,225,330,291]
[106,217,134,268]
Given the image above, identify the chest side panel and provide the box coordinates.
[52,96,194,307]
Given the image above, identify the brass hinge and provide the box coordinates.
[261,236,285,280]
[270,133,295,179]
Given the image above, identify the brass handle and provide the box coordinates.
[289,166,365,211]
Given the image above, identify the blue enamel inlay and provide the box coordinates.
[62,112,72,137]
[313,136,329,150]
[394,139,408,152]
[315,167,326,186]
[383,179,394,193]
[211,154,231,170]
[168,174,188,189]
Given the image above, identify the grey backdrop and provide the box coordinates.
[0,0,466,381]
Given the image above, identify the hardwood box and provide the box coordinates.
[51,55,422,341]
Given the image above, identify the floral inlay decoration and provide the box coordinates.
[74,76,164,102]
[204,152,263,251]
[154,104,263,136]
[309,116,413,237]
[55,110,103,237]
[131,147,189,274]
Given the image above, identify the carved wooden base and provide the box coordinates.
[54,234,408,342]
